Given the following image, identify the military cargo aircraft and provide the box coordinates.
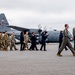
[0,13,73,43]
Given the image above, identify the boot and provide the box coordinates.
[57,53,62,57]
[15,48,18,50]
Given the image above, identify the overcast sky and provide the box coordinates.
[0,0,75,33]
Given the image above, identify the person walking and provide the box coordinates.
[10,32,18,50]
[57,24,75,56]
[24,31,30,50]
[0,32,3,50]
[20,31,24,51]
[59,31,68,51]
[40,31,48,51]
[29,32,38,50]
[3,31,9,51]
[73,27,75,50]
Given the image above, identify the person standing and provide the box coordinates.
[3,31,9,51]
[57,24,75,56]
[20,31,24,51]
[8,34,11,47]
[40,31,48,51]
[10,32,18,50]
[24,31,30,50]
[73,27,75,50]
[59,31,68,51]
[29,32,38,50]
[0,32,3,50]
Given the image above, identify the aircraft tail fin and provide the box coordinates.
[0,13,9,26]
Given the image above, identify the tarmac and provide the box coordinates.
[0,43,75,75]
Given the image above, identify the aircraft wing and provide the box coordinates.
[7,25,30,31]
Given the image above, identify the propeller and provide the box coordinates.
[43,26,47,34]
[38,24,42,34]
[43,26,47,31]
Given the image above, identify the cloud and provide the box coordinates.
[0,0,75,33]
[0,0,75,13]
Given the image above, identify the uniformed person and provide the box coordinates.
[59,31,68,51]
[57,24,75,56]
[20,31,24,51]
[73,27,75,50]
[24,31,30,50]
[10,32,18,50]
[29,32,38,50]
[8,34,11,47]
[3,31,9,51]
[0,32,3,50]
[40,31,48,51]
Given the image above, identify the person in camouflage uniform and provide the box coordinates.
[8,34,11,47]
[0,32,3,50]
[10,32,18,50]
[3,31,9,51]
[24,31,30,50]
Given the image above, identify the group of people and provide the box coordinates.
[20,31,48,51]
[0,30,48,51]
[0,31,18,51]
[0,24,75,57]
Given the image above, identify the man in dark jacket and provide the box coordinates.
[29,32,38,50]
[73,27,75,50]
[40,31,48,51]
[20,31,24,51]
